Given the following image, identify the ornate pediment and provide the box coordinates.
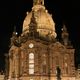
[49,42,66,51]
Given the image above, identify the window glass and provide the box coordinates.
[29,53,34,59]
[29,64,34,68]
[29,60,34,63]
[30,78,33,80]
[29,53,34,74]
[29,69,34,74]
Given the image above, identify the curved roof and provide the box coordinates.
[22,4,57,38]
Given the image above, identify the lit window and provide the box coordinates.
[65,63,67,67]
[29,68,34,74]
[29,43,34,48]
[29,64,34,68]
[29,53,34,59]
[30,78,33,80]
[29,60,34,63]
[29,53,34,74]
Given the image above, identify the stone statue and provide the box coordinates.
[56,66,61,80]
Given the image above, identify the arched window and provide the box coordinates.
[29,53,34,74]
[42,53,47,74]
[64,54,68,74]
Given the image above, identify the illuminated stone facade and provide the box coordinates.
[0,72,5,80]
[3,0,80,80]
[76,65,80,80]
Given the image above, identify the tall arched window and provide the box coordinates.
[42,53,47,74]
[29,53,34,74]
[64,54,68,74]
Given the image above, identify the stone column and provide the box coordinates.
[5,54,9,80]
[8,54,13,80]
[14,52,19,80]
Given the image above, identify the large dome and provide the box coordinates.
[23,5,57,38]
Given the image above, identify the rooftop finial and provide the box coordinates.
[33,0,44,6]
[13,26,18,35]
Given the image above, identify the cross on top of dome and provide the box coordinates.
[33,0,44,6]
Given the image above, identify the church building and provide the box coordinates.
[4,0,78,80]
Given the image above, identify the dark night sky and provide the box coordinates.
[0,0,80,71]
